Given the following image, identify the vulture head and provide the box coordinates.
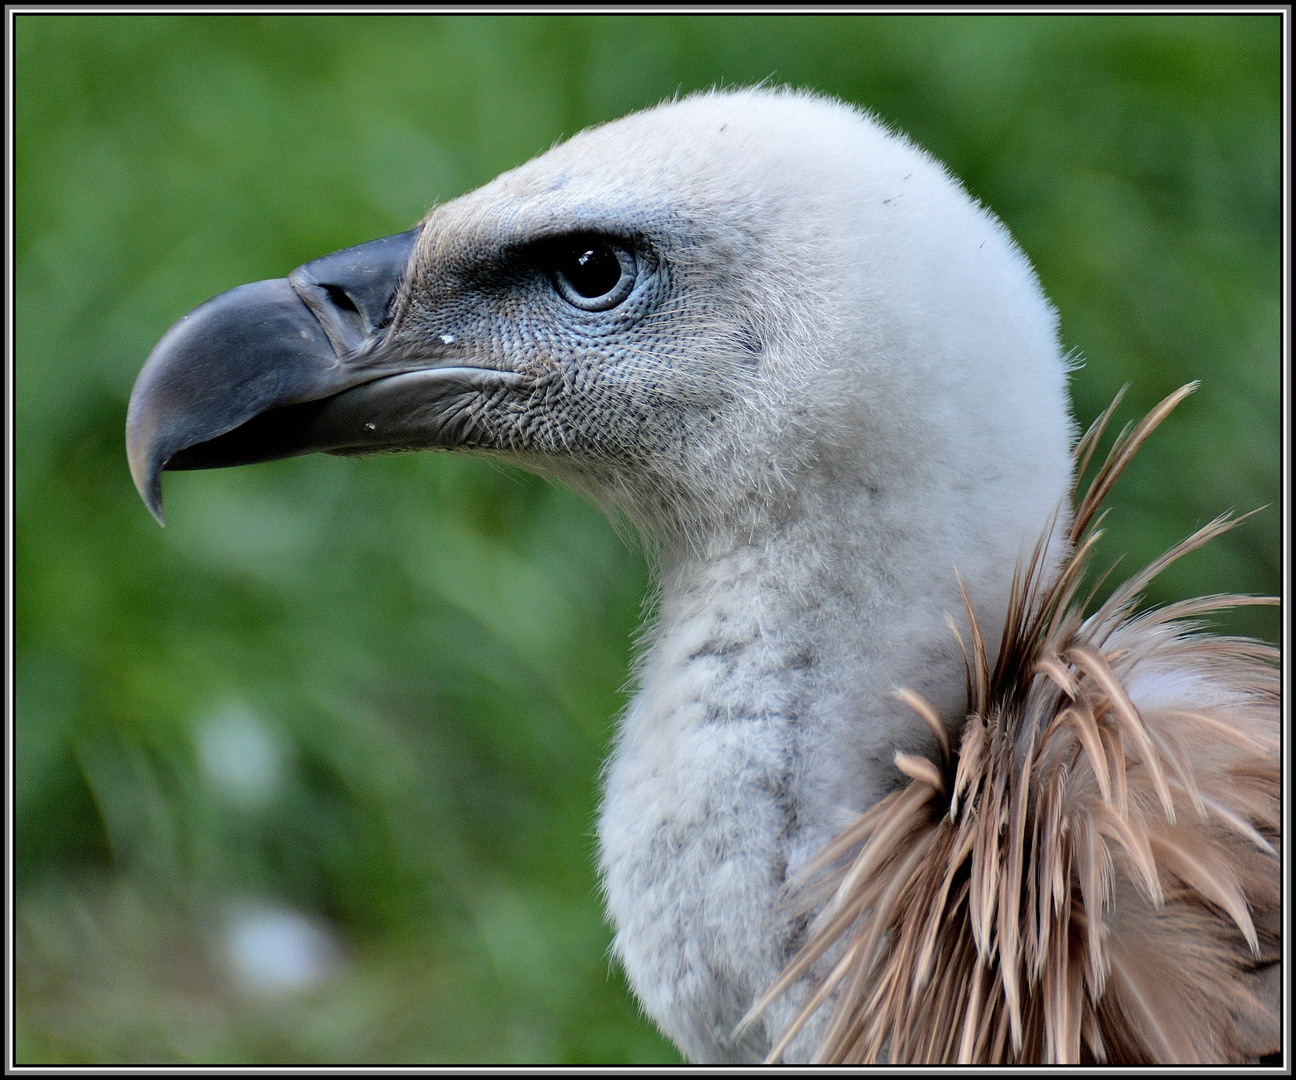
[128,87,1071,554]
[127,89,1276,1064]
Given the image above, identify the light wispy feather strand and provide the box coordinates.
[743,385,1282,1064]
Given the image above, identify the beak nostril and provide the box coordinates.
[323,284,361,319]
[288,278,374,357]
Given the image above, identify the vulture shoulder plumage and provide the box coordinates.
[125,88,1281,1065]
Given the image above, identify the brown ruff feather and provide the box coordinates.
[742,385,1282,1064]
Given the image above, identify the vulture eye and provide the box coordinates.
[552,240,637,311]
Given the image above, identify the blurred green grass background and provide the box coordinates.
[14,13,1281,1064]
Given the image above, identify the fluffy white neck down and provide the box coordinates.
[600,461,1063,1062]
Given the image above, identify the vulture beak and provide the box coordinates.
[125,227,519,525]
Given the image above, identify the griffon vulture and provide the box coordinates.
[126,88,1281,1064]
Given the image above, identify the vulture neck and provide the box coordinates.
[599,469,996,1063]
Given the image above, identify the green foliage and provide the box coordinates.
[14,13,1280,1064]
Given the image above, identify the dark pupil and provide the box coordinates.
[564,244,622,298]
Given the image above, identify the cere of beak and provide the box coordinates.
[125,229,421,525]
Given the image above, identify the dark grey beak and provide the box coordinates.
[126,228,520,525]
[126,228,419,523]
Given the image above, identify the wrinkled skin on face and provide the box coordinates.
[381,192,759,513]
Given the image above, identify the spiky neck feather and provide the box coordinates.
[740,387,1281,1065]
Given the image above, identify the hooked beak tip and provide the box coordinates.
[126,425,167,526]
[144,487,167,528]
